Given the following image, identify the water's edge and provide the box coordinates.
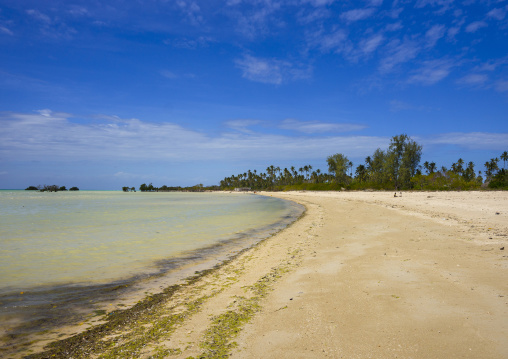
[0,194,305,358]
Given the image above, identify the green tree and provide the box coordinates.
[355,164,367,183]
[327,153,350,183]
[385,134,423,189]
[369,148,387,185]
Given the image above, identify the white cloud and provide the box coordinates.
[408,59,453,85]
[66,5,89,17]
[279,119,366,133]
[360,34,385,54]
[385,22,402,32]
[235,54,311,84]
[465,21,488,33]
[305,28,348,54]
[26,9,51,23]
[227,1,282,39]
[379,39,420,73]
[0,26,13,35]
[487,8,506,21]
[340,8,376,22]
[176,0,203,25]
[297,7,331,24]
[425,24,446,47]
[456,73,488,87]
[0,110,385,163]
[415,0,454,13]
[447,26,460,40]
[160,70,178,79]
[301,0,336,6]
[224,119,262,133]
[389,100,429,112]
[425,132,508,150]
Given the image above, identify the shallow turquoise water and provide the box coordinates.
[0,190,303,354]
[0,191,301,292]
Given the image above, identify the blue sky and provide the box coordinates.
[1,0,507,189]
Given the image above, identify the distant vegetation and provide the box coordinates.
[25,185,79,192]
[122,183,220,192]
[120,134,507,192]
[219,134,508,191]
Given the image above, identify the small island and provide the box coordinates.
[25,185,79,192]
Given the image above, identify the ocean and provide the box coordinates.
[0,190,303,355]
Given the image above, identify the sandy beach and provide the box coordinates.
[24,191,508,359]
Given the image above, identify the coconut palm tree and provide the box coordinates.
[501,151,508,169]
[428,162,436,174]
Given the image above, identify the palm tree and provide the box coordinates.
[428,162,436,174]
[484,158,499,179]
[501,151,508,169]
[451,158,464,175]
[423,161,430,174]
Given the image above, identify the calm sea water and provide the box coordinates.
[0,190,303,352]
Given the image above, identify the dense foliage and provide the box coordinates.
[220,135,507,191]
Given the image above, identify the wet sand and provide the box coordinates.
[19,191,508,359]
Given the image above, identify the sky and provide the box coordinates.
[0,0,507,189]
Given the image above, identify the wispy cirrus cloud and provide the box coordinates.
[176,0,203,25]
[424,132,508,150]
[456,73,489,87]
[379,39,420,73]
[389,100,431,112]
[408,59,454,85]
[487,7,506,21]
[279,119,366,133]
[340,8,376,22]
[415,0,455,14]
[465,21,488,33]
[425,24,446,48]
[235,54,311,84]
[225,0,283,39]
[359,33,385,55]
[301,0,337,6]
[224,119,263,133]
[26,9,52,23]
[0,26,13,35]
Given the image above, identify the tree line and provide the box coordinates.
[220,134,508,191]
[25,185,80,192]
[123,183,220,192]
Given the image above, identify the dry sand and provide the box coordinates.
[21,191,508,359]
[231,191,508,359]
